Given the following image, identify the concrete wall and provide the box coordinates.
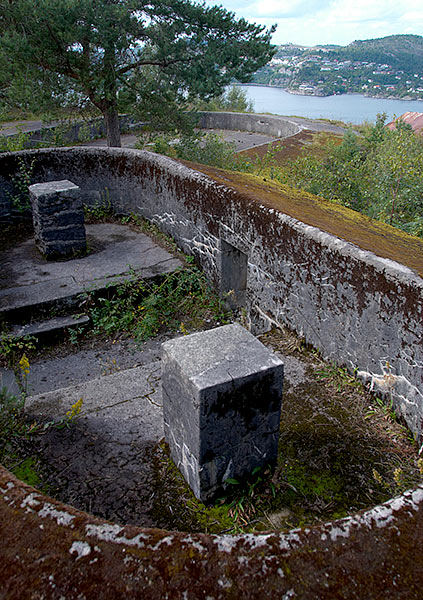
[196,111,301,138]
[1,463,423,599]
[1,147,423,443]
[1,146,423,597]
[1,114,133,150]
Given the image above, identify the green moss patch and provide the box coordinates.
[191,163,423,277]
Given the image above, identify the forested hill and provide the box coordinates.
[253,35,423,99]
[330,35,423,73]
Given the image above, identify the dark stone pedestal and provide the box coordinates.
[29,180,86,260]
[162,323,284,503]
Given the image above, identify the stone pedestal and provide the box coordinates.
[29,180,86,260]
[162,323,284,503]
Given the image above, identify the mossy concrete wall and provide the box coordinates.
[1,114,133,151]
[1,146,423,597]
[1,147,422,441]
[1,465,423,599]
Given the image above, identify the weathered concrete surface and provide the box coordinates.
[197,111,301,139]
[18,336,168,395]
[0,222,182,317]
[9,314,90,340]
[162,324,283,501]
[1,467,423,599]
[26,363,163,430]
[23,361,164,526]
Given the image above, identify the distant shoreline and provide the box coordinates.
[239,82,423,102]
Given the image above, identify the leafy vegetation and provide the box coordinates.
[86,264,227,344]
[144,130,253,171]
[278,114,423,235]
[5,156,37,213]
[0,0,275,146]
[195,85,255,113]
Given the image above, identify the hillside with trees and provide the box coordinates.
[252,35,423,99]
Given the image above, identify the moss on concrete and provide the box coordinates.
[189,163,423,277]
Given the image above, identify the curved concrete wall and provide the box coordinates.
[1,147,422,441]
[1,465,423,598]
[1,147,423,596]
[196,111,301,138]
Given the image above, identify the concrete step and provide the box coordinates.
[25,361,164,444]
[1,334,166,398]
[8,314,90,341]
[0,222,183,325]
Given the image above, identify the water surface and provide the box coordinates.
[240,85,423,124]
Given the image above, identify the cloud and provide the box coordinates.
[202,0,423,46]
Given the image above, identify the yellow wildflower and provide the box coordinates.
[19,354,30,378]
[393,467,403,487]
[372,468,383,484]
[66,397,83,421]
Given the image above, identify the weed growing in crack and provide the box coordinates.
[86,266,228,344]
[6,156,36,213]
[83,189,114,223]
[39,397,84,432]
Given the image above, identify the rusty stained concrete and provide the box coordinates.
[1,467,423,599]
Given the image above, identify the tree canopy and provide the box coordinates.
[0,0,276,145]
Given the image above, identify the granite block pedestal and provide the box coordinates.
[162,323,284,503]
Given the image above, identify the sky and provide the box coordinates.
[202,0,423,47]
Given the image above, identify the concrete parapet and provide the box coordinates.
[29,179,86,260]
[1,466,423,598]
[196,111,301,138]
[162,324,284,502]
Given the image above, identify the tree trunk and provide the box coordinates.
[103,106,121,148]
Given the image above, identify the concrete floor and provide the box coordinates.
[0,222,182,314]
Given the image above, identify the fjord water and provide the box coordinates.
[240,84,423,124]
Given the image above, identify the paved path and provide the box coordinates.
[0,119,57,136]
[285,116,347,134]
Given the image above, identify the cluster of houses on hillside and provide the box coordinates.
[254,46,423,99]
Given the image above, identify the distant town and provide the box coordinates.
[252,35,423,100]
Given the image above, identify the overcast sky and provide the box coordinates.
[203,0,423,47]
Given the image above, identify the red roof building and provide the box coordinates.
[387,111,423,134]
